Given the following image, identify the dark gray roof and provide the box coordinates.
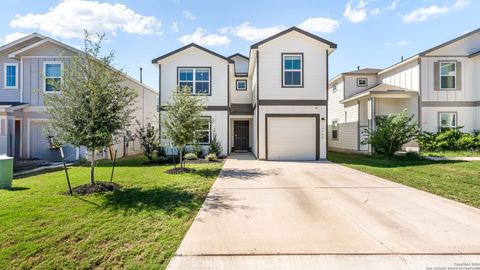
[250,26,337,49]
[151,43,233,64]
[228,53,249,60]
[342,68,382,75]
[0,102,26,106]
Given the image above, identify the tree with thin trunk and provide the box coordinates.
[45,31,137,185]
[162,87,206,170]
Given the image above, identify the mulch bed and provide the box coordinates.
[65,181,121,196]
[165,167,195,174]
[185,158,224,164]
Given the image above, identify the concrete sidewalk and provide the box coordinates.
[167,153,480,269]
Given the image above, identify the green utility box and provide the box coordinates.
[0,156,13,189]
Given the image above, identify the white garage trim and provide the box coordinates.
[265,114,320,160]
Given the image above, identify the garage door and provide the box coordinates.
[267,117,317,161]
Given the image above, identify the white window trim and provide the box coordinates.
[43,61,63,93]
[236,80,247,91]
[332,83,337,93]
[178,68,211,95]
[282,54,303,87]
[4,63,19,89]
[438,112,457,130]
[357,78,368,87]
[439,61,456,90]
[331,119,339,140]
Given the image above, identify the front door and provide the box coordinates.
[234,121,249,151]
[14,120,21,158]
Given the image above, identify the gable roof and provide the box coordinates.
[228,53,249,60]
[8,37,84,59]
[250,26,337,49]
[342,68,382,75]
[419,28,480,56]
[151,43,233,64]
[0,32,45,54]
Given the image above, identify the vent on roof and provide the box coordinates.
[357,66,360,71]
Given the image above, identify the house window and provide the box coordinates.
[282,54,303,87]
[236,80,247,91]
[4,63,18,89]
[197,117,211,144]
[332,120,339,140]
[178,67,210,94]
[44,62,62,92]
[357,78,367,87]
[440,62,456,89]
[332,83,337,93]
[439,112,457,129]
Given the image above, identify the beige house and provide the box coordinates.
[328,28,480,153]
[0,33,158,161]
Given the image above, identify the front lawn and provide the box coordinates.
[421,150,480,158]
[0,155,223,269]
[328,151,480,208]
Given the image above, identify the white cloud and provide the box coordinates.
[183,10,196,20]
[385,0,399,11]
[9,0,161,39]
[3,32,30,44]
[454,0,469,10]
[385,40,410,46]
[370,8,380,15]
[178,28,230,46]
[403,5,450,23]
[403,0,469,23]
[297,17,340,34]
[344,1,369,23]
[230,22,286,42]
[170,22,179,32]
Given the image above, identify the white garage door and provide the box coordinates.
[267,117,317,161]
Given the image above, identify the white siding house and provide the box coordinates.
[153,27,336,160]
[328,28,480,153]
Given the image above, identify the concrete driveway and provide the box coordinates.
[167,153,480,269]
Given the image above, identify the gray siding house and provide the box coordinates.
[0,33,158,161]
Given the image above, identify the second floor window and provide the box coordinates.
[357,78,367,87]
[4,63,18,89]
[44,62,62,92]
[282,54,303,87]
[236,80,247,91]
[178,68,210,95]
[440,62,456,89]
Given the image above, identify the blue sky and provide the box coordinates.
[0,0,478,90]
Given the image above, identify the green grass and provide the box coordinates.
[0,156,223,269]
[421,150,480,158]
[328,151,480,208]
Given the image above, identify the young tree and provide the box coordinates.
[135,120,159,161]
[162,87,206,169]
[45,31,137,185]
[363,109,419,156]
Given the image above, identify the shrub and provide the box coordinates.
[363,109,419,156]
[418,132,440,151]
[435,128,463,150]
[184,153,198,160]
[156,144,166,157]
[209,132,222,156]
[419,128,480,152]
[192,142,204,158]
[205,153,218,162]
[456,134,478,150]
[157,156,169,164]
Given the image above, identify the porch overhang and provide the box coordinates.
[341,83,418,104]
[0,102,29,113]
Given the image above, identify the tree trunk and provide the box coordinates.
[90,149,95,185]
[179,147,183,168]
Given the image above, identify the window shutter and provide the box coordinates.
[456,61,462,90]
[433,61,439,90]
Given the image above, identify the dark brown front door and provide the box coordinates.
[234,121,249,151]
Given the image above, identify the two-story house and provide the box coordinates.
[328,28,480,153]
[152,27,337,160]
[0,33,159,161]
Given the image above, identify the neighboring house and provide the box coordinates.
[152,27,336,160]
[328,28,480,153]
[0,33,158,161]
